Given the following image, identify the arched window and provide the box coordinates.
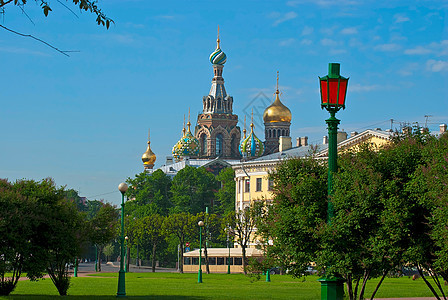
[273,130,276,138]
[277,129,281,137]
[201,134,207,155]
[216,134,223,156]
[282,129,285,136]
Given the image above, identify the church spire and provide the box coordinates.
[142,128,156,170]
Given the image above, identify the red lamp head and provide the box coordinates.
[319,63,349,111]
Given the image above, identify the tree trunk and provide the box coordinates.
[152,243,157,273]
[126,247,130,272]
[346,273,354,300]
[97,247,102,272]
[370,270,388,300]
[242,246,247,275]
[358,269,370,300]
[418,264,442,300]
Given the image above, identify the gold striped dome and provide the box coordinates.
[263,91,292,123]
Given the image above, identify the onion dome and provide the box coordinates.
[142,129,156,169]
[239,113,264,158]
[172,112,200,161]
[209,27,227,65]
[263,72,292,123]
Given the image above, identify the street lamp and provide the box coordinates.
[317,63,349,300]
[226,226,231,274]
[125,236,129,273]
[198,220,204,283]
[117,182,128,297]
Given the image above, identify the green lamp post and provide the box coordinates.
[124,236,129,273]
[198,220,204,283]
[317,63,349,300]
[117,182,128,297]
[226,226,231,274]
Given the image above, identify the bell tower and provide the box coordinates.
[195,28,241,159]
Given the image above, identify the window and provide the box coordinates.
[216,134,223,155]
[217,257,225,265]
[245,179,250,193]
[192,257,198,265]
[201,134,207,155]
[256,178,262,192]
[184,257,191,265]
[234,257,242,265]
[225,257,233,265]
[209,257,216,265]
[268,179,274,191]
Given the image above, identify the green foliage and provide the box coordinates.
[215,167,236,215]
[0,178,86,296]
[126,170,172,216]
[265,132,448,300]
[263,157,327,277]
[88,203,118,272]
[0,0,112,28]
[163,213,198,273]
[170,166,219,214]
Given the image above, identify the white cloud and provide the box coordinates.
[426,59,448,72]
[329,49,347,55]
[272,12,298,26]
[301,26,314,36]
[394,14,410,23]
[301,39,313,45]
[404,46,432,55]
[397,63,419,76]
[404,40,448,56]
[349,84,381,92]
[287,0,358,7]
[0,47,49,56]
[374,43,401,52]
[340,27,358,35]
[320,38,339,47]
[279,38,295,47]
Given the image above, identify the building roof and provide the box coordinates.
[183,248,264,257]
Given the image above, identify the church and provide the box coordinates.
[140,31,292,176]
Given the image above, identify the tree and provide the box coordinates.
[196,212,224,274]
[226,202,263,275]
[126,170,172,217]
[9,178,86,296]
[262,157,328,278]
[0,180,44,295]
[264,130,444,300]
[163,213,197,273]
[0,1,111,27]
[103,243,115,262]
[0,1,112,56]
[406,132,448,299]
[171,166,218,215]
[88,203,119,272]
[215,167,236,215]
[135,214,166,272]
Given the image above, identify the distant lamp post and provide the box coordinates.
[198,220,204,283]
[317,63,349,300]
[117,182,128,297]
[226,226,231,274]
[125,236,129,273]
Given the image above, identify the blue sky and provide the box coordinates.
[1,0,447,205]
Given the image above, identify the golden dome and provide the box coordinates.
[263,91,292,123]
[263,72,292,123]
[142,129,156,169]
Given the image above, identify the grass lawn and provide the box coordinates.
[0,272,444,299]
